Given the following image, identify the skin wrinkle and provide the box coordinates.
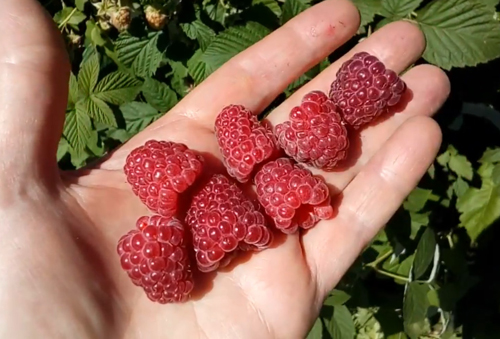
[0,48,66,75]
[233,276,275,339]
[192,299,224,339]
[379,146,419,195]
[233,18,348,92]
[310,218,353,299]
[0,210,94,338]
[190,305,209,339]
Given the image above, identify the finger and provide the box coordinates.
[267,20,426,126]
[0,0,69,184]
[302,116,442,299]
[158,0,360,129]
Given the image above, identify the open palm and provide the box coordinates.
[0,0,450,338]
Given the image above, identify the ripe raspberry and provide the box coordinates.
[124,140,204,217]
[254,158,334,234]
[275,91,349,170]
[215,105,277,183]
[186,174,272,272]
[117,215,194,304]
[329,52,406,128]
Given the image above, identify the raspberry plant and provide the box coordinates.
[44,0,500,337]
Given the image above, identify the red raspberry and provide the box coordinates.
[117,215,194,304]
[215,105,277,183]
[275,91,349,170]
[329,52,406,128]
[186,174,272,272]
[124,140,204,216]
[254,158,334,234]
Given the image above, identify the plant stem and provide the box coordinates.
[372,266,410,282]
[58,7,78,29]
[446,233,454,249]
[365,249,410,282]
[365,249,394,267]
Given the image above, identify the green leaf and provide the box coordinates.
[457,178,500,242]
[281,0,310,25]
[350,0,382,27]
[181,20,216,51]
[142,78,178,113]
[478,0,500,9]
[449,153,473,180]
[478,161,495,179]
[85,20,106,46]
[115,32,164,78]
[479,147,500,164]
[413,227,437,279]
[403,188,437,212]
[63,106,93,154]
[196,22,270,82]
[93,71,142,105]
[105,128,131,143]
[86,129,104,157]
[396,254,415,278]
[78,52,100,96]
[427,287,440,307]
[205,2,227,26]
[417,0,500,70]
[403,282,430,339]
[120,102,159,135]
[436,148,451,167]
[168,60,190,96]
[324,289,352,306]
[492,164,500,185]
[54,7,86,29]
[380,0,422,18]
[187,49,210,85]
[253,0,282,17]
[84,97,117,127]
[453,177,470,198]
[387,332,409,339]
[68,72,79,106]
[328,305,355,339]
[75,0,88,11]
[68,144,90,168]
[306,317,323,339]
[57,138,69,162]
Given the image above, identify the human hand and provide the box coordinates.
[0,0,450,337]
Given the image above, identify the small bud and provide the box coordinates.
[144,5,168,31]
[110,6,132,32]
[98,17,111,31]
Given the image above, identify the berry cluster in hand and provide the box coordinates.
[117,51,406,304]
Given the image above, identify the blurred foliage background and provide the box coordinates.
[40,0,500,337]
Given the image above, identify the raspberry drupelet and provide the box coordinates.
[275,90,349,170]
[117,215,194,304]
[329,51,406,128]
[254,158,334,234]
[186,174,272,272]
[124,140,204,217]
[215,104,278,183]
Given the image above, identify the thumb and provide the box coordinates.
[0,0,69,188]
